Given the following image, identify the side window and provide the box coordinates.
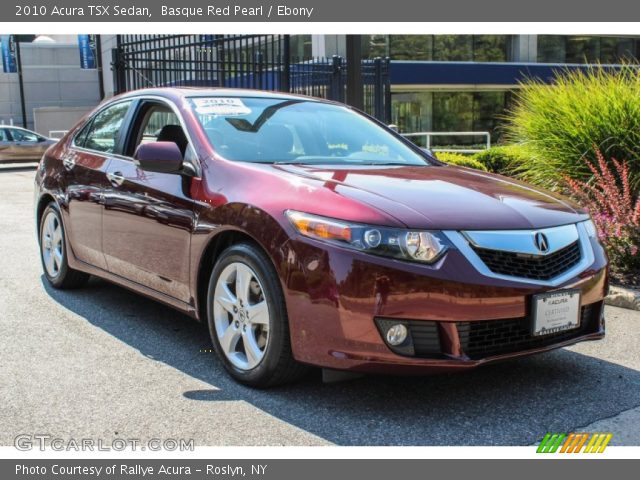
[128,102,192,166]
[138,108,181,147]
[0,129,9,142]
[73,119,94,148]
[83,101,132,154]
[9,129,39,142]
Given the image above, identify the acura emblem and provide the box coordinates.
[534,232,549,253]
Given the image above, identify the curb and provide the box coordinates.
[605,285,640,311]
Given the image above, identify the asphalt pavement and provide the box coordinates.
[1,167,639,446]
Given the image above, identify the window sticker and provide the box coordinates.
[193,98,251,116]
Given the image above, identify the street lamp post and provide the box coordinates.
[346,35,364,111]
[14,39,27,128]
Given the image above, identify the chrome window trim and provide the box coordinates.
[461,223,579,256]
[444,222,595,287]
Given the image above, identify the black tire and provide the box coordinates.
[39,202,90,289]
[206,242,307,388]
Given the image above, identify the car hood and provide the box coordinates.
[271,164,588,230]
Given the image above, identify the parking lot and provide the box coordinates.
[1,166,639,446]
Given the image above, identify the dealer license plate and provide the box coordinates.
[531,289,581,337]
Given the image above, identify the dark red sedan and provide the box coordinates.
[35,88,608,387]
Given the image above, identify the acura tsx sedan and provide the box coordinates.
[34,88,608,387]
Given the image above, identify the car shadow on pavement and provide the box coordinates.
[43,276,640,446]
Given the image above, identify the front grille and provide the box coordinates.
[472,241,582,281]
[382,302,602,360]
[457,302,601,359]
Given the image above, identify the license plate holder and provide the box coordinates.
[531,289,581,337]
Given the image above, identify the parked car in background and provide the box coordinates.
[34,88,608,388]
[0,126,56,163]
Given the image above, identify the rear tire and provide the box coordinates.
[206,242,307,388]
[39,202,90,289]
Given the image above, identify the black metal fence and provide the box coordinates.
[112,35,391,122]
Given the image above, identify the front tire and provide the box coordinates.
[39,202,89,289]
[206,243,307,388]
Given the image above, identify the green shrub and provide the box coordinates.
[504,64,640,190]
[472,145,528,175]
[435,152,488,171]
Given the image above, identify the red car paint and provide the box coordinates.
[35,88,607,374]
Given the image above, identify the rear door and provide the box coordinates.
[63,100,133,270]
[102,99,197,303]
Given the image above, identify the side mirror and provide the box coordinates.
[134,141,184,174]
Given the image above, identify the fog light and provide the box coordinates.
[386,324,408,346]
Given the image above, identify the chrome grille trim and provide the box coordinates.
[444,222,595,287]
[462,224,579,256]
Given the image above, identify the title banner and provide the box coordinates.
[4,0,640,22]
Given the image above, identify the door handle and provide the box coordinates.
[106,171,125,187]
[62,157,75,170]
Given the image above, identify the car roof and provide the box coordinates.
[3,126,40,134]
[114,87,326,104]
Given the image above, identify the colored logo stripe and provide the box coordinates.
[585,433,613,453]
[560,432,589,453]
[537,433,612,453]
[536,433,566,453]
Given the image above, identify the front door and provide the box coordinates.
[102,101,196,303]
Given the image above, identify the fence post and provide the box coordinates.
[281,35,291,92]
[373,57,384,121]
[384,57,392,124]
[111,48,126,95]
[255,51,264,89]
[329,55,343,102]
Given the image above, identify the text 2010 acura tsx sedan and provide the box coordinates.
[35,88,608,387]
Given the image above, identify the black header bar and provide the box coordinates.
[4,0,640,22]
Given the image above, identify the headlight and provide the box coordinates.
[582,219,598,238]
[286,210,450,264]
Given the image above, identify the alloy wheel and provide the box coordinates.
[213,262,270,371]
[41,211,64,278]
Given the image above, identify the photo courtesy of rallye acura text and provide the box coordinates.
[34,87,608,387]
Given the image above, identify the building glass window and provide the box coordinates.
[472,36,509,62]
[600,37,637,63]
[289,35,312,59]
[362,35,510,62]
[538,36,640,63]
[391,91,508,146]
[432,36,472,61]
[565,36,600,63]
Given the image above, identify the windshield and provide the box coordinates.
[189,96,430,166]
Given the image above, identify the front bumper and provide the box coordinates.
[280,232,608,374]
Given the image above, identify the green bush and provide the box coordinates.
[472,145,528,175]
[504,64,640,190]
[435,152,488,171]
